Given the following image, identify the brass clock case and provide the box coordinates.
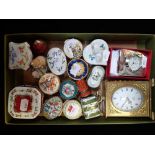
[106,80,151,117]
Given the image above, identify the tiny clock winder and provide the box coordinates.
[105,80,151,118]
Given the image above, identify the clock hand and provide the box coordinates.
[121,97,128,108]
[127,97,132,104]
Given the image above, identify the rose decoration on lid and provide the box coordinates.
[63,100,82,120]
[59,80,78,100]
[43,96,63,120]
[39,73,60,95]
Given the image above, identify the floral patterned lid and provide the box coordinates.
[64,38,83,59]
[43,96,63,120]
[59,80,78,100]
[63,100,82,120]
[47,48,67,75]
[8,86,42,119]
[67,59,89,80]
[83,39,110,66]
[87,66,105,88]
[9,42,33,70]
[39,73,60,95]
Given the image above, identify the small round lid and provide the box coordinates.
[39,73,60,95]
[64,38,83,59]
[63,100,82,120]
[59,80,78,100]
[43,96,63,120]
[67,59,89,80]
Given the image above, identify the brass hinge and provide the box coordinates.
[152,78,155,87]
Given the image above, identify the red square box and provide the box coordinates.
[106,48,152,80]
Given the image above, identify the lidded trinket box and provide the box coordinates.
[87,66,105,88]
[8,86,42,119]
[9,42,33,70]
[39,73,60,95]
[67,59,89,80]
[59,80,78,100]
[63,100,82,120]
[47,48,67,75]
[33,40,47,55]
[43,96,63,120]
[80,95,102,119]
[83,39,110,66]
[76,79,92,98]
[64,38,83,59]
[31,56,47,78]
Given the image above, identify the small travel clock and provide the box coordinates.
[105,80,151,117]
[126,55,142,72]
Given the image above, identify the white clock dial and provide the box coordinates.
[128,56,142,72]
[112,86,143,112]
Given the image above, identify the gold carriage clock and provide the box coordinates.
[105,80,152,117]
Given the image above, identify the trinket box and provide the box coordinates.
[80,95,102,119]
[63,100,82,120]
[106,48,152,80]
[8,86,42,119]
[83,39,110,66]
[87,66,105,88]
[31,56,47,78]
[39,73,60,95]
[47,48,67,75]
[33,40,47,55]
[9,42,33,70]
[64,38,83,59]
[59,80,78,100]
[43,96,63,120]
[76,79,92,98]
[67,59,89,80]
[31,56,47,69]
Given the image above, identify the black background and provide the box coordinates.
[1,19,155,135]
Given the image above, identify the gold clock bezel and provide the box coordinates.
[106,80,151,117]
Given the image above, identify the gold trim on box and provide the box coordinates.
[105,80,151,118]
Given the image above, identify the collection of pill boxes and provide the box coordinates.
[7,38,152,120]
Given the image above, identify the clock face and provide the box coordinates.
[128,56,142,72]
[112,86,144,112]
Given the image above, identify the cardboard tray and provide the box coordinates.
[4,33,155,125]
